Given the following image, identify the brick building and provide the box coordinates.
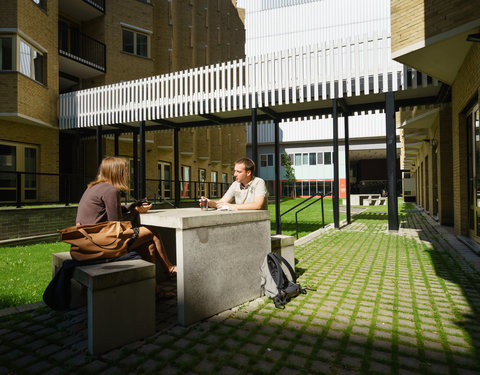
[0,0,246,204]
[391,0,480,240]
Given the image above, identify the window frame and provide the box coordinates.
[121,26,151,58]
[32,0,47,11]
[324,151,332,165]
[0,36,14,71]
[0,140,39,203]
[18,38,46,85]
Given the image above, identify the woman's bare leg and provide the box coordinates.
[129,226,176,274]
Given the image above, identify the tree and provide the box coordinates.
[281,152,296,198]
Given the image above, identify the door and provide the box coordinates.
[158,161,171,199]
[467,106,480,239]
[0,142,38,203]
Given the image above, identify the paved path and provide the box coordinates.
[1,207,480,374]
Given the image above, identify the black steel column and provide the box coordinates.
[132,130,138,199]
[386,91,399,230]
[96,126,103,168]
[344,113,351,224]
[139,121,146,199]
[274,117,281,234]
[114,132,119,156]
[251,108,258,169]
[332,99,340,229]
[174,127,180,208]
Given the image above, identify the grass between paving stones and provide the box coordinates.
[2,203,480,374]
[0,242,70,309]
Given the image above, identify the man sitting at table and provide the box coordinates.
[202,157,269,210]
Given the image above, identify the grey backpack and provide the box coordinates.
[260,253,307,308]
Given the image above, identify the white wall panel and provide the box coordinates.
[246,112,397,144]
[241,0,391,57]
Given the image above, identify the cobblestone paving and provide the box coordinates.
[1,208,480,374]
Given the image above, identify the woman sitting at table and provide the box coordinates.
[76,156,176,298]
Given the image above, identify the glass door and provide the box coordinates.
[467,106,480,239]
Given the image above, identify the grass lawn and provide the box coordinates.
[0,242,70,309]
[269,197,345,238]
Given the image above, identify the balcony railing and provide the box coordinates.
[59,23,106,73]
[85,0,105,12]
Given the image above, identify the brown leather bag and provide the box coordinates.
[60,221,134,261]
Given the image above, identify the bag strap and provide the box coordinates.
[77,222,123,249]
[271,252,297,283]
[267,253,283,290]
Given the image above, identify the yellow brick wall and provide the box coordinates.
[16,0,58,126]
[391,0,480,55]
[0,74,18,113]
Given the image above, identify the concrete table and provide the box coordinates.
[141,207,271,325]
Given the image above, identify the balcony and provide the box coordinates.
[59,23,106,91]
[59,0,104,22]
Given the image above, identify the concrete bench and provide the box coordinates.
[271,234,295,268]
[52,252,156,355]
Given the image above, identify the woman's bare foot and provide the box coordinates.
[168,265,177,278]
[155,285,175,299]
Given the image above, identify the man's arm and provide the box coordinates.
[220,195,265,210]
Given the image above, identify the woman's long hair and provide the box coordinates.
[88,157,129,191]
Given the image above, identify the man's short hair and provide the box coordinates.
[235,157,255,176]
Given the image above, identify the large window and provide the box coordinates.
[181,165,191,198]
[309,152,316,165]
[210,171,218,197]
[0,142,38,202]
[19,40,45,84]
[294,153,301,166]
[122,28,149,58]
[0,37,13,70]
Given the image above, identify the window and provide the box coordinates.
[32,0,46,10]
[181,165,191,198]
[19,40,45,84]
[260,154,274,167]
[295,153,301,166]
[303,153,308,165]
[210,171,218,197]
[324,152,332,165]
[158,161,171,199]
[198,168,206,196]
[0,142,38,202]
[122,29,149,58]
[317,152,324,164]
[168,1,173,25]
[309,153,316,165]
[0,37,13,70]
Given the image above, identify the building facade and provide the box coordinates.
[239,0,401,197]
[391,0,480,237]
[0,0,246,205]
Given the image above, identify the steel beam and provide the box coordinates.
[139,121,146,199]
[96,126,102,168]
[332,99,340,229]
[251,108,258,170]
[274,117,281,234]
[386,91,399,230]
[344,113,351,224]
[174,127,180,208]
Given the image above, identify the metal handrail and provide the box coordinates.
[293,192,331,239]
[280,195,318,217]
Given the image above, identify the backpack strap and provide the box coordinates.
[271,252,297,283]
[267,253,283,289]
